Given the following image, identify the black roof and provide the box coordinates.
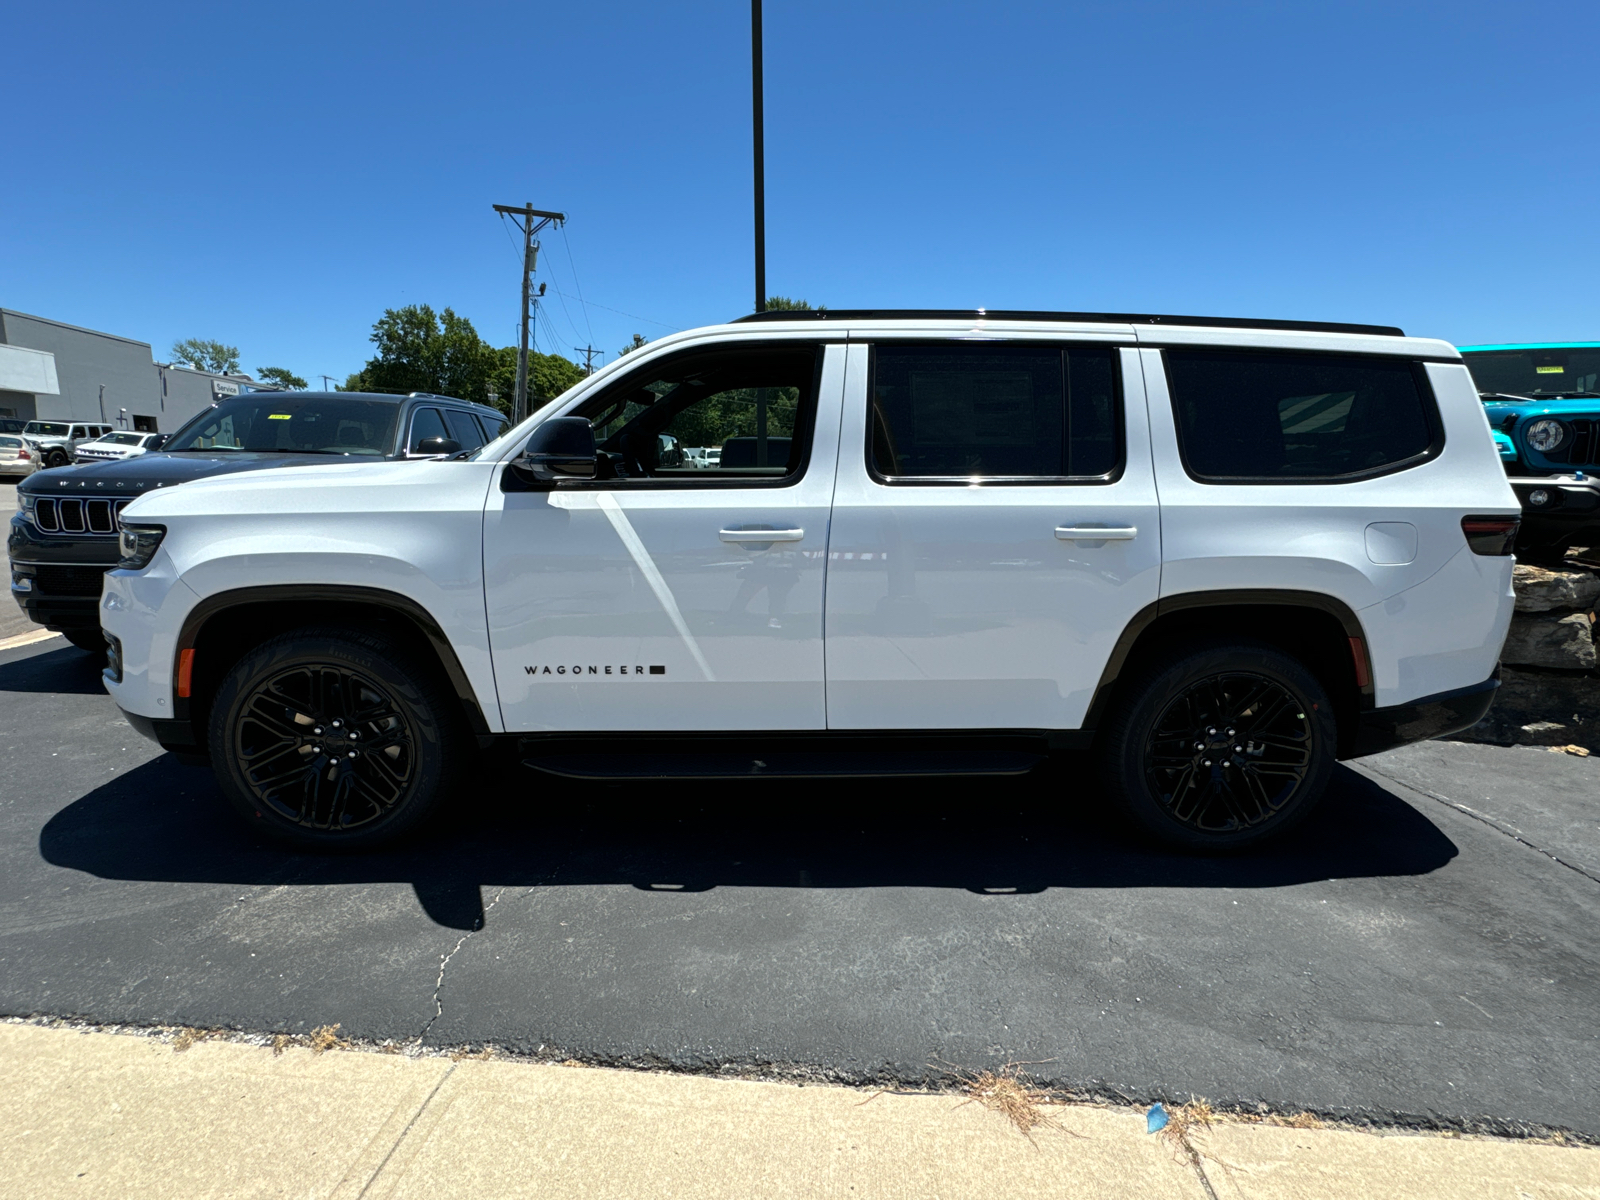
[732,310,1405,338]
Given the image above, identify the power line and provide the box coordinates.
[576,346,604,375]
[546,289,681,331]
[559,226,597,348]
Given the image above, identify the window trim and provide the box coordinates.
[538,341,829,491]
[404,405,452,455]
[1162,348,1447,486]
[863,340,1128,488]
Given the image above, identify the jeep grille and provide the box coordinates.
[33,497,133,535]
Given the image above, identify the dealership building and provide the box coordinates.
[0,308,269,433]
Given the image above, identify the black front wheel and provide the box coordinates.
[208,628,465,849]
[1099,641,1337,852]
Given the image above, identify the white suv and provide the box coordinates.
[99,311,1520,851]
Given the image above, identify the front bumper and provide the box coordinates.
[1506,476,1600,549]
[1348,674,1499,759]
[8,513,118,630]
[120,706,201,756]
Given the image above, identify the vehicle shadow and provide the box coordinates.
[38,753,1459,930]
[0,645,106,695]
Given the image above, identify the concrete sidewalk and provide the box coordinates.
[0,1024,1594,1199]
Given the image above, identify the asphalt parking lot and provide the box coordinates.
[1,635,1596,1139]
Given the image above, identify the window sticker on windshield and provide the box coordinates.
[1536,366,1564,374]
[268,413,293,419]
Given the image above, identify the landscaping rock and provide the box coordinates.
[1459,666,1600,752]
[1500,611,1597,670]
[1513,562,1600,613]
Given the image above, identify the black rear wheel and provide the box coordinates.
[208,628,465,849]
[1100,641,1337,851]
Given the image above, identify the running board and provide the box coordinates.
[523,749,1046,781]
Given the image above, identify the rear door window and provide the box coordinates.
[1164,350,1441,482]
[868,343,1121,480]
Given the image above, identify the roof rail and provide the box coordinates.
[730,309,1405,338]
[406,392,468,402]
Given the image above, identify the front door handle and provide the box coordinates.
[719,528,805,543]
[1055,525,1137,541]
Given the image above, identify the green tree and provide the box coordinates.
[343,305,581,415]
[618,333,649,357]
[764,296,822,312]
[171,338,241,374]
[256,366,308,390]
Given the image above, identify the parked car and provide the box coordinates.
[9,390,507,655]
[101,310,1518,853]
[1462,341,1600,562]
[0,419,26,434]
[23,421,115,469]
[0,435,37,478]
[74,431,167,463]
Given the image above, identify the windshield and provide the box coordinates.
[100,432,146,446]
[1464,347,1600,398]
[164,396,400,455]
[24,421,69,436]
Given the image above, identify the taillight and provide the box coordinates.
[17,450,29,460]
[1461,515,1519,556]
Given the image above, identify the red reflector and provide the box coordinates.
[1461,515,1519,556]
[1348,637,1371,689]
[176,648,195,698]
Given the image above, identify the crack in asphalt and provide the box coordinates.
[418,887,508,1040]
[1360,763,1600,886]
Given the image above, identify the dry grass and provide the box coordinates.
[450,1045,498,1062]
[1549,744,1592,757]
[268,1024,350,1056]
[939,1061,1080,1140]
[169,1027,219,1053]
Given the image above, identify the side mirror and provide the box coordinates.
[415,436,462,457]
[147,434,168,450]
[513,417,597,482]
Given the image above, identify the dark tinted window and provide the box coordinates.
[576,345,819,480]
[1463,347,1600,398]
[1165,350,1436,481]
[443,409,486,451]
[408,407,449,451]
[870,344,1119,479]
[478,413,509,442]
[165,395,400,455]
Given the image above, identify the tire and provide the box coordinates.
[207,626,466,850]
[1098,640,1338,852]
[63,628,107,659]
[45,449,69,469]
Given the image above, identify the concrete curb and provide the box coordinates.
[1,1023,1594,1199]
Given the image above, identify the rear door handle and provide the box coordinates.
[1055,525,1137,541]
[719,528,805,542]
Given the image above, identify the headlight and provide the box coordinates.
[18,493,35,520]
[117,524,166,570]
[1525,419,1568,453]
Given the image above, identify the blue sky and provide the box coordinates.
[3,1,1596,384]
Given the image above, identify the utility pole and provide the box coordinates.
[320,375,336,392]
[577,346,603,376]
[751,0,766,314]
[493,202,565,422]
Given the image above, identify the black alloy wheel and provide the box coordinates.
[209,628,462,849]
[1100,640,1337,852]
[1144,673,1311,834]
[233,662,416,832]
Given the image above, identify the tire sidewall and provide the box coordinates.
[208,630,454,850]
[1104,641,1338,852]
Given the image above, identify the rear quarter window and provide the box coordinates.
[1164,349,1442,482]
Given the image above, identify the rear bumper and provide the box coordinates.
[1347,674,1499,759]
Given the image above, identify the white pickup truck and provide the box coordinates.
[99,310,1519,851]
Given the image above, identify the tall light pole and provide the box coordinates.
[752,0,766,314]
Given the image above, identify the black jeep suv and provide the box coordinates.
[9,390,508,652]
